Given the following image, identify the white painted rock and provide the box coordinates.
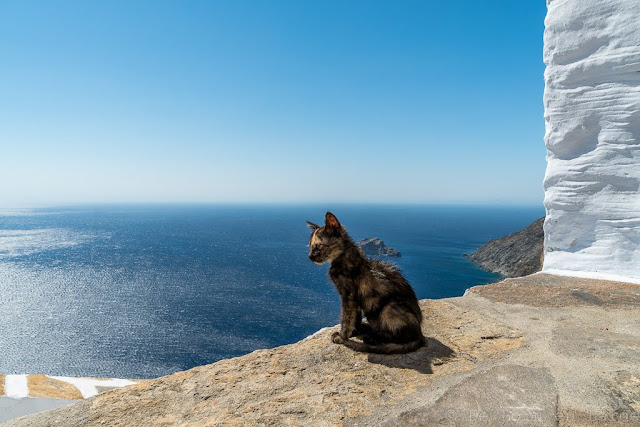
[543,0,640,283]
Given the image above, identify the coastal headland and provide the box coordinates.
[4,273,640,426]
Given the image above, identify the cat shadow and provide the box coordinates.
[366,337,455,375]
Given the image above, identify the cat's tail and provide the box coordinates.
[341,336,426,354]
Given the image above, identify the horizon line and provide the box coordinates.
[0,201,545,210]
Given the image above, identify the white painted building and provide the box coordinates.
[543,0,640,283]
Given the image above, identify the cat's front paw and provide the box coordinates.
[331,331,345,344]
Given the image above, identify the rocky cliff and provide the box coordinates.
[467,217,544,277]
[543,0,640,283]
[7,274,640,426]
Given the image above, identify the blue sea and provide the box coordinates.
[0,204,543,379]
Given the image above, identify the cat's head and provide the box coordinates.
[307,212,346,264]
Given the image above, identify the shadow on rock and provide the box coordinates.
[367,337,454,375]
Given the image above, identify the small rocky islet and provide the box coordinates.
[358,237,402,257]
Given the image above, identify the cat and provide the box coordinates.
[307,212,425,354]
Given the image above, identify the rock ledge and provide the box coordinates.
[7,273,640,426]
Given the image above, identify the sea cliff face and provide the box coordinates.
[467,217,544,278]
[543,0,640,282]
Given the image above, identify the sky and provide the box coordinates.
[0,1,548,207]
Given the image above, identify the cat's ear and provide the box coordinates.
[306,221,320,231]
[324,212,341,234]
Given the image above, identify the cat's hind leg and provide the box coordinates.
[352,323,384,345]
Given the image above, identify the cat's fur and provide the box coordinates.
[307,212,425,354]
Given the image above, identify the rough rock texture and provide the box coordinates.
[467,217,544,277]
[543,0,640,283]
[357,238,401,257]
[468,272,640,308]
[7,273,640,426]
[394,365,558,427]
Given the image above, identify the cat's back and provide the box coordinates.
[367,259,422,321]
[367,259,414,293]
[369,259,404,281]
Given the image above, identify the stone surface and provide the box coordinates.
[394,365,558,427]
[467,217,544,277]
[7,273,640,426]
[468,273,640,307]
[358,238,401,257]
[0,398,75,424]
[543,0,640,283]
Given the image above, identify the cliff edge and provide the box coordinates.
[7,273,640,426]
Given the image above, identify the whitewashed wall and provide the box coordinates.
[543,0,640,283]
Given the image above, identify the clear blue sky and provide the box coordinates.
[0,1,548,207]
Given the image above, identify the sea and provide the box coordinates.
[0,204,543,379]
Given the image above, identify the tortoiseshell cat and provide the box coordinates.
[307,212,425,354]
